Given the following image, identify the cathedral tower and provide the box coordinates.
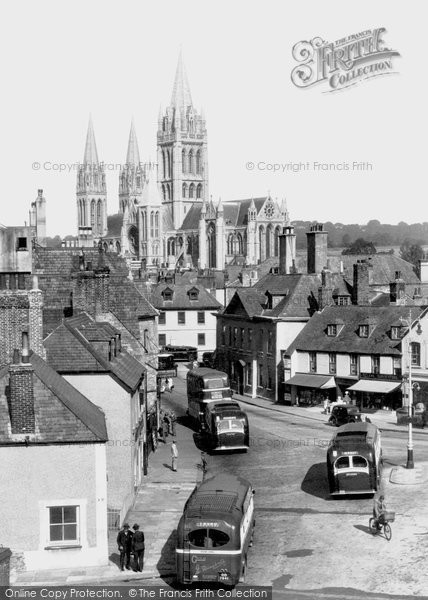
[157,52,208,230]
[139,162,162,266]
[119,120,144,216]
[76,117,107,241]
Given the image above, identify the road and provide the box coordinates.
[163,375,428,598]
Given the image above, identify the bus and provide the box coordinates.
[176,474,255,586]
[187,368,232,428]
[202,401,249,452]
[326,422,382,496]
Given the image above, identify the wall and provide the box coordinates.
[64,374,134,517]
[0,226,33,273]
[158,309,217,358]
[0,443,107,573]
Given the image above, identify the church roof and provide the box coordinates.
[83,116,99,165]
[178,197,273,232]
[126,120,141,166]
[171,50,193,110]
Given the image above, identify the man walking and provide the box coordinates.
[117,523,133,571]
[132,523,145,572]
[171,439,178,472]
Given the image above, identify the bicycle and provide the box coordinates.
[369,511,395,541]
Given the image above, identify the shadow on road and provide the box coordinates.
[156,528,178,587]
[301,462,330,499]
[353,523,374,536]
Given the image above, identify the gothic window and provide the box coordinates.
[162,184,166,201]
[155,211,159,237]
[189,183,195,199]
[188,150,194,174]
[116,241,121,253]
[196,149,201,173]
[82,199,87,226]
[259,226,266,262]
[167,237,175,256]
[227,234,233,255]
[136,175,141,188]
[182,183,187,198]
[162,151,166,179]
[150,211,154,237]
[266,225,272,259]
[232,234,239,255]
[141,211,146,241]
[97,200,102,232]
[90,200,95,228]
[237,233,243,255]
[182,149,187,174]
[196,183,202,199]
[189,118,194,134]
[167,150,171,178]
[166,184,171,200]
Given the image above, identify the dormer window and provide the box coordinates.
[162,287,174,302]
[188,287,199,301]
[359,324,369,338]
[327,324,337,337]
[337,296,350,306]
[391,326,401,340]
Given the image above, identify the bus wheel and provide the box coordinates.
[239,557,247,583]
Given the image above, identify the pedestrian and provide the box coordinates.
[132,523,145,572]
[201,451,207,478]
[117,523,133,571]
[166,377,174,392]
[171,439,178,472]
[162,415,169,440]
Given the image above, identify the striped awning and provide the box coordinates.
[284,374,336,389]
[346,380,401,394]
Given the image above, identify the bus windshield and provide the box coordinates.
[206,378,226,389]
[188,528,230,548]
[217,419,245,433]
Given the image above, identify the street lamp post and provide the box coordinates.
[401,311,422,470]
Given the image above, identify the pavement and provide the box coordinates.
[11,369,428,589]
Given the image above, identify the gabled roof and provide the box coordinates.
[44,313,145,392]
[287,305,426,355]
[222,289,266,319]
[151,283,221,310]
[179,197,274,231]
[0,353,107,444]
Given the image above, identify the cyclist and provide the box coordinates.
[373,494,387,530]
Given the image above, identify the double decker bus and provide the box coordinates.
[202,400,249,452]
[176,474,255,586]
[186,368,232,428]
[327,422,383,496]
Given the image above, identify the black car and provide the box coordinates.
[162,345,198,362]
[328,405,369,427]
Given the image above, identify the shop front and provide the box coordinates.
[284,374,336,406]
[346,378,402,410]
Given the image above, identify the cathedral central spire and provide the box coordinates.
[83,116,99,165]
[126,120,141,167]
[170,50,193,110]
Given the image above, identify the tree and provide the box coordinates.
[342,238,377,255]
[399,240,424,268]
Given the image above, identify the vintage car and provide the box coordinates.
[162,344,198,362]
[328,405,370,427]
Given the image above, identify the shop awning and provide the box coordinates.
[346,380,401,394]
[284,374,336,389]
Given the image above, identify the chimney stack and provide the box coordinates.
[306,223,328,274]
[390,270,406,305]
[279,225,296,275]
[352,260,371,305]
[8,332,35,434]
[318,268,334,310]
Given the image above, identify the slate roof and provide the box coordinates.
[339,254,419,286]
[0,353,107,444]
[151,283,221,310]
[287,305,426,356]
[44,312,145,392]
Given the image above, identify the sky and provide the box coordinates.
[0,0,426,236]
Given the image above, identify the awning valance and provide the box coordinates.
[346,380,401,394]
[284,374,336,389]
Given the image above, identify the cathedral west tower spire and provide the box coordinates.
[157,51,209,230]
[119,120,144,215]
[76,116,107,241]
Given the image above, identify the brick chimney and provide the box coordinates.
[390,270,406,305]
[28,274,45,358]
[279,225,296,275]
[72,266,110,318]
[352,260,371,305]
[8,332,35,434]
[306,223,328,274]
[318,268,334,310]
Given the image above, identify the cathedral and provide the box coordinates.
[76,53,287,270]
